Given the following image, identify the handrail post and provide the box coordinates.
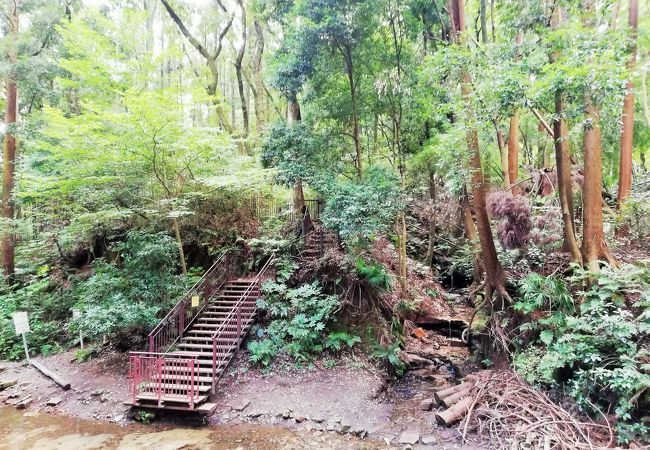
[149,335,154,353]
[237,306,242,347]
[179,305,185,340]
[189,358,195,410]
[157,357,163,407]
[211,337,217,395]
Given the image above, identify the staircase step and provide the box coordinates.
[141,383,211,393]
[136,393,209,405]
[178,343,240,351]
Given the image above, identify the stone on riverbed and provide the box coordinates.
[398,431,420,445]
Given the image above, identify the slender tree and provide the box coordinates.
[449,0,507,301]
[160,0,234,131]
[2,0,19,281]
[234,0,249,142]
[550,6,582,263]
[617,0,638,207]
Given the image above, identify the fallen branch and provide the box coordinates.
[31,360,71,390]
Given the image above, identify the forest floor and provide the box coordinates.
[0,350,492,449]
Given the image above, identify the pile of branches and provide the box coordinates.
[459,371,614,450]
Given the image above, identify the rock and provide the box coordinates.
[311,416,324,423]
[281,409,292,419]
[90,390,103,397]
[422,435,438,445]
[350,426,367,438]
[326,422,338,432]
[339,423,351,433]
[420,398,434,411]
[15,395,32,410]
[46,397,62,407]
[0,380,17,390]
[228,399,251,412]
[398,431,420,445]
[294,416,306,423]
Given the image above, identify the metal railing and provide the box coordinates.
[147,250,236,354]
[128,352,199,409]
[210,255,276,394]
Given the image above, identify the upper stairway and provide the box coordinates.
[128,252,273,414]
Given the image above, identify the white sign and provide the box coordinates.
[72,309,81,319]
[12,311,30,335]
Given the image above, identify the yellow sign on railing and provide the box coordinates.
[191,296,200,307]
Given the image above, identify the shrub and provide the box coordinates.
[486,191,532,250]
[513,265,650,443]
[248,280,341,365]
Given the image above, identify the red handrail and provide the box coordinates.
[148,250,232,353]
[210,255,276,394]
[129,352,199,408]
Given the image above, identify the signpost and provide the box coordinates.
[72,309,84,349]
[12,311,30,362]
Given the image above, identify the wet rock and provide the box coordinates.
[46,396,62,406]
[398,431,420,445]
[420,398,434,411]
[422,435,438,445]
[228,399,251,412]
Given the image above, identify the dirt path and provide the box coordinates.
[0,351,491,449]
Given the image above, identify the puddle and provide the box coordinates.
[0,407,389,449]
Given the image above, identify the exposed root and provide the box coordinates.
[459,371,614,450]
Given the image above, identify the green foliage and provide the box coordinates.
[248,280,341,365]
[370,341,405,375]
[513,265,650,443]
[355,258,393,291]
[324,332,361,352]
[71,231,187,349]
[321,167,404,243]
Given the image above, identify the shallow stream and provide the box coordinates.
[0,407,387,450]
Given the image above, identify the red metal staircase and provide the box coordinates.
[127,252,274,414]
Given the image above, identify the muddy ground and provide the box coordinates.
[0,349,490,449]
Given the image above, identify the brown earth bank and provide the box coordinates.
[0,350,491,449]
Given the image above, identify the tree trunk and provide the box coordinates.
[425,171,436,267]
[479,0,488,43]
[288,94,301,122]
[507,32,523,191]
[342,46,363,180]
[451,0,507,301]
[507,113,519,189]
[581,98,615,271]
[616,0,638,207]
[494,121,510,189]
[172,217,187,276]
[252,20,265,134]
[2,0,19,282]
[293,178,305,221]
[550,7,582,263]
[234,0,249,143]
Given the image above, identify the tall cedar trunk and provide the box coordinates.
[288,96,305,217]
[451,0,507,300]
[581,98,614,271]
[642,71,650,171]
[550,6,582,263]
[479,0,488,43]
[616,0,638,207]
[494,120,510,189]
[252,20,265,134]
[425,171,437,267]
[160,0,233,131]
[234,0,249,141]
[507,32,523,191]
[342,46,363,180]
[396,212,407,292]
[2,0,18,281]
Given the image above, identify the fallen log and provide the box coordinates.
[441,384,474,408]
[0,379,17,390]
[30,360,71,390]
[434,382,474,405]
[435,396,473,426]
